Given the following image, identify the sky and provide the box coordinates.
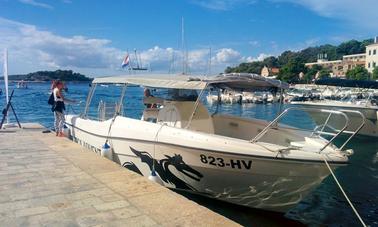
[0,0,377,77]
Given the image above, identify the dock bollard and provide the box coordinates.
[101,142,113,160]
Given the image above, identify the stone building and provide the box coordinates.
[305,53,366,77]
[260,66,280,77]
[366,37,378,73]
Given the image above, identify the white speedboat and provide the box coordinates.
[291,100,377,137]
[16,80,28,89]
[65,73,363,213]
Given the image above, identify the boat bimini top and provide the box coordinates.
[92,73,289,91]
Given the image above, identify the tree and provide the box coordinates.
[372,67,378,80]
[262,56,279,68]
[225,62,264,74]
[336,40,364,56]
[318,68,331,79]
[277,58,306,83]
[304,65,322,82]
[7,70,92,81]
[346,65,370,80]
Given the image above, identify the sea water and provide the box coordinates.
[1,82,377,226]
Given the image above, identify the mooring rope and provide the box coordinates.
[322,155,366,227]
[152,123,166,172]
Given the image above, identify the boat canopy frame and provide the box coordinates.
[92,73,289,91]
[86,73,289,126]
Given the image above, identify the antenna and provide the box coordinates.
[208,47,212,76]
[181,17,188,75]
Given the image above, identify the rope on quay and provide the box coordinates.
[322,155,366,227]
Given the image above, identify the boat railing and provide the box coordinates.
[98,100,123,121]
[250,107,365,152]
[312,109,366,150]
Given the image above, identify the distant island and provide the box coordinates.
[1,70,93,82]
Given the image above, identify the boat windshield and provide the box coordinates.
[151,89,198,101]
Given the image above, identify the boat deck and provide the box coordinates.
[0,123,238,227]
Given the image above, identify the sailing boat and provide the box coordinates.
[131,49,148,71]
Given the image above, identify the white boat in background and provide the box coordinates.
[290,82,378,137]
[291,97,378,137]
[65,73,364,213]
[206,90,276,104]
[16,80,28,89]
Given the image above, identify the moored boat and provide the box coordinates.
[65,73,364,212]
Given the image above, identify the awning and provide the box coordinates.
[92,73,289,90]
[207,73,289,90]
[92,74,207,90]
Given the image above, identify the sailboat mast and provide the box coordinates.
[3,49,9,124]
[208,47,212,76]
[181,17,187,75]
[134,49,140,69]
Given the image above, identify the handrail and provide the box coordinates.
[318,109,349,152]
[338,109,366,150]
[249,107,364,152]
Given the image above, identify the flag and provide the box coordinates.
[121,53,129,68]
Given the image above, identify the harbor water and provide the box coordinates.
[1,82,377,226]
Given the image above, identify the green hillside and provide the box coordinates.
[225,39,375,82]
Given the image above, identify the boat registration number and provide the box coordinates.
[200,154,252,170]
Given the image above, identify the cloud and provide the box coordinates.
[304,38,320,47]
[138,46,245,74]
[19,0,53,9]
[213,48,241,63]
[0,17,123,73]
[274,0,378,29]
[0,18,250,76]
[190,0,256,11]
[245,53,272,62]
[248,40,259,47]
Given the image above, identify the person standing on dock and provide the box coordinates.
[52,81,66,136]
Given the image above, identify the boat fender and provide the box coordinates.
[63,124,70,137]
[148,170,164,186]
[101,142,113,160]
[343,149,354,156]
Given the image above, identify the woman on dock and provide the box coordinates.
[52,81,66,136]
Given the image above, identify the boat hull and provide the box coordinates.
[65,115,346,213]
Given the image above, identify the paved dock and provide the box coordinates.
[0,123,239,227]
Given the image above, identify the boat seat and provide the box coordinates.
[142,108,159,122]
[290,141,306,148]
[157,101,214,134]
[143,96,164,105]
